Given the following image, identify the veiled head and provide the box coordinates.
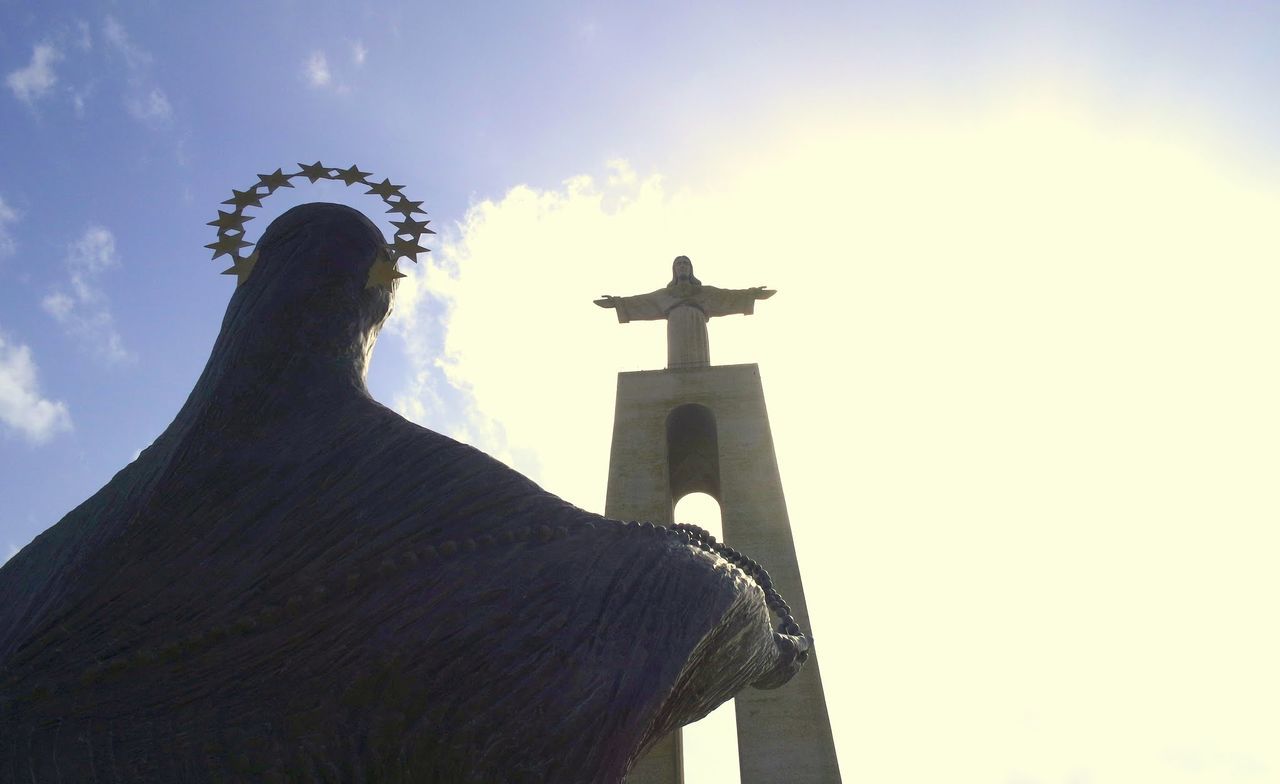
[669,255,702,286]
[218,203,396,381]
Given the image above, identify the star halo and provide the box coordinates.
[206,162,434,289]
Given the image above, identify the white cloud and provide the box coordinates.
[605,158,637,187]
[391,102,1280,782]
[4,19,168,124]
[42,225,133,364]
[68,84,90,118]
[102,16,151,70]
[75,19,93,51]
[387,170,679,497]
[41,291,73,320]
[305,51,332,87]
[67,225,117,273]
[100,16,173,127]
[127,87,171,124]
[0,195,17,258]
[6,44,62,103]
[0,331,72,444]
[352,41,367,66]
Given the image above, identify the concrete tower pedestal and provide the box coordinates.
[606,364,841,783]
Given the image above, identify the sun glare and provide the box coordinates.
[389,95,1280,782]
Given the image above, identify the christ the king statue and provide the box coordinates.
[595,256,775,368]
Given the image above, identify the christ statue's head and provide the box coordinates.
[669,255,702,287]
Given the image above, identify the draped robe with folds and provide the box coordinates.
[0,204,804,783]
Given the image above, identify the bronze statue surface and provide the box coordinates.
[0,204,805,783]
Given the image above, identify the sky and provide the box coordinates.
[3,1,1280,781]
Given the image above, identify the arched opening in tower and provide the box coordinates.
[673,490,742,784]
[666,403,721,503]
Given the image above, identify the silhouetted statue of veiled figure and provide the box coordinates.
[0,204,807,783]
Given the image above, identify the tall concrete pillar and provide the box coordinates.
[607,364,841,784]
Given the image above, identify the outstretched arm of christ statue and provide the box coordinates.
[594,290,673,323]
[595,285,775,323]
[698,285,776,318]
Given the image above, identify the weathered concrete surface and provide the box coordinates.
[594,257,774,370]
[608,364,842,784]
[623,731,683,783]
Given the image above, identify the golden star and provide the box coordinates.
[296,161,333,183]
[365,178,405,199]
[255,168,295,193]
[335,164,372,186]
[222,188,264,209]
[386,198,426,217]
[220,250,259,286]
[207,210,254,232]
[365,257,406,290]
[205,233,252,260]
[388,236,428,262]
[391,216,434,236]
